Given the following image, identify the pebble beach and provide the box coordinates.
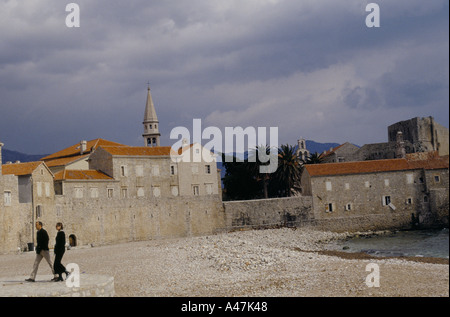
[0,228,448,297]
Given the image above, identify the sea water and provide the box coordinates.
[330,228,449,259]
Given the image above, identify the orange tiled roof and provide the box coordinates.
[41,138,127,161]
[44,154,90,168]
[100,146,173,156]
[54,170,113,181]
[2,161,45,176]
[305,156,449,177]
[319,143,347,159]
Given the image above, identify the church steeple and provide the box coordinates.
[142,86,161,147]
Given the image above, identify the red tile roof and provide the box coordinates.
[54,170,113,181]
[319,143,347,158]
[44,154,90,168]
[99,146,173,156]
[305,155,449,177]
[2,161,46,176]
[41,138,127,161]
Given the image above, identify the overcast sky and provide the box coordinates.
[0,0,448,154]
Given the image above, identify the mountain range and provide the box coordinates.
[1,148,48,164]
[1,140,348,165]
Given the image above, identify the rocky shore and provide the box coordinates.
[0,227,448,297]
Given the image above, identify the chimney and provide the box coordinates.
[80,140,87,155]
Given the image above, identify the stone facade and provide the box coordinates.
[321,142,360,163]
[388,116,449,156]
[223,196,313,229]
[301,155,449,232]
[1,162,56,253]
[324,117,449,162]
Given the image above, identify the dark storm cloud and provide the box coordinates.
[0,0,448,154]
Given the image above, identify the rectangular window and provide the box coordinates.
[90,187,99,198]
[170,165,177,175]
[325,203,333,213]
[345,203,352,211]
[206,183,213,195]
[4,191,12,206]
[192,185,199,196]
[120,165,128,177]
[37,182,42,197]
[107,188,114,198]
[136,165,144,177]
[434,175,441,183]
[384,179,389,187]
[36,205,43,218]
[75,187,83,198]
[406,198,412,205]
[205,165,211,174]
[137,187,145,198]
[365,181,370,188]
[406,174,414,184]
[153,186,161,197]
[382,195,391,206]
[56,205,62,217]
[171,186,179,197]
[325,181,332,191]
[121,188,128,198]
[345,183,350,190]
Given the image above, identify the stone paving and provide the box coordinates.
[0,274,114,297]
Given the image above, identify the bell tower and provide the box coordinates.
[142,86,161,147]
[296,137,310,162]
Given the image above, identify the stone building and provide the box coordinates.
[301,152,449,232]
[1,160,56,253]
[41,138,126,174]
[355,116,449,161]
[0,88,225,253]
[49,142,224,248]
[321,117,449,162]
[388,116,449,156]
[320,142,360,163]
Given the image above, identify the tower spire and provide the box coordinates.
[142,85,161,147]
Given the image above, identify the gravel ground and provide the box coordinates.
[0,228,448,297]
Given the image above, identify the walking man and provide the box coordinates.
[25,221,58,282]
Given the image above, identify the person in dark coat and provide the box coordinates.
[25,221,57,282]
[53,222,69,282]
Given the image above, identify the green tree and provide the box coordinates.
[272,144,302,197]
[221,153,260,200]
[305,152,324,164]
[246,145,276,199]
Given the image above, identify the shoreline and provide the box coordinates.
[0,227,448,297]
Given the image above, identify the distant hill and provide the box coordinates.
[1,148,47,164]
[304,140,341,155]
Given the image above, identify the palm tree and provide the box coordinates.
[273,144,302,197]
[221,153,259,200]
[305,152,324,164]
[247,145,277,199]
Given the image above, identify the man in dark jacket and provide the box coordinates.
[25,222,57,282]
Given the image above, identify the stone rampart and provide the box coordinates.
[223,196,314,230]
